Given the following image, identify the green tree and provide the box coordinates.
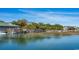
[11,21,17,25]
[11,19,64,31]
[11,19,27,28]
[52,24,63,30]
[17,19,27,28]
[27,24,36,30]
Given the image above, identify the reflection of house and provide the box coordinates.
[0,21,19,33]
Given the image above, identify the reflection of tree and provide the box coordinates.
[15,33,46,45]
[15,34,27,44]
[0,33,74,46]
[0,33,47,45]
[53,34,62,39]
[52,34,72,39]
[0,34,14,45]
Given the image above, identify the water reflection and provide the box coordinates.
[0,33,77,50]
[52,34,73,39]
[0,33,54,45]
[0,33,74,44]
[0,33,78,50]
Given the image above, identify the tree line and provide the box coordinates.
[11,19,64,31]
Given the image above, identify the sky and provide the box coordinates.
[0,8,79,26]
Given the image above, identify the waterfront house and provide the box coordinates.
[0,21,19,33]
[76,27,79,31]
[63,26,77,32]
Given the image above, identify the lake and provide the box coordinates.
[0,33,79,50]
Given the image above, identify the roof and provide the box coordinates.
[0,22,18,27]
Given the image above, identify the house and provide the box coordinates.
[0,21,19,33]
[75,27,79,31]
[63,26,77,32]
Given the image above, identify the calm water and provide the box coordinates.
[0,33,79,50]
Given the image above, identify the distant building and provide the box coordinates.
[76,27,79,31]
[0,21,19,33]
[63,26,77,32]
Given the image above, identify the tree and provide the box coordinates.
[17,19,27,28]
[51,24,63,30]
[11,21,17,25]
[0,20,5,23]
[31,22,40,29]
[11,19,27,28]
[11,19,64,31]
[27,24,36,30]
[38,23,46,30]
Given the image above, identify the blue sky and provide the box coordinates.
[0,8,79,26]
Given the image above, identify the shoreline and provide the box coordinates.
[1,31,79,35]
[28,31,79,35]
[20,31,79,35]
